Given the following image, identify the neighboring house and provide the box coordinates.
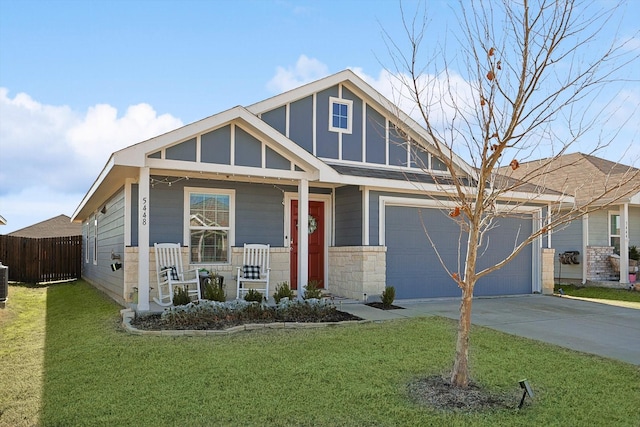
[8,214,82,238]
[71,70,560,310]
[502,153,640,284]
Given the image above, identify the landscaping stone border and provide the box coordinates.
[120,308,371,336]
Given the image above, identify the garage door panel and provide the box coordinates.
[386,206,532,299]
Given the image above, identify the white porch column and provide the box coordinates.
[582,214,588,284]
[137,167,150,311]
[620,203,629,282]
[297,179,309,300]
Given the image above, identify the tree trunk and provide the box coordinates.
[451,282,474,387]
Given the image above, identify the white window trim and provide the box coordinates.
[183,187,236,264]
[328,96,353,134]
[608,210,620,253]
[92,216,98,265]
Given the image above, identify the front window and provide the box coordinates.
[329,97,352,133]
[187,189,234,263]
[610,213,620,254]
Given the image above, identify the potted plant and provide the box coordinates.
[629,245,639,283]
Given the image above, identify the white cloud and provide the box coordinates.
[266,55,329,93]
[67,102,182,171]
[350,67,476,134]
[0,88,183,233]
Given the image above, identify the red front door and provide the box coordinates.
[290,200,325,290]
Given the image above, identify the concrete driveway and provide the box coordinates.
[342,295,640,365]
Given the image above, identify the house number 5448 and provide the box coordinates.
[142,197,148,226]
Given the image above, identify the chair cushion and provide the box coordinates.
[163,266,179,280]
[243,265,261,279]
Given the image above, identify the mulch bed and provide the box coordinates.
[407,375,520,412]
[365,302,405,310]
[130,310,361,331]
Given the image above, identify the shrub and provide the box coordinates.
[303,280,323,300]
[172,286,191,306]
[630,245,640,261]
[244,288,264,303]
[381,286,395,308]
[203,281,225,302]
[273,282,294,303]
[276,298,338,322]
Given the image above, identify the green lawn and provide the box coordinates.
[1,281,639,426]
[555,284,640,303]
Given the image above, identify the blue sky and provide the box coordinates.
[1,0,639,233]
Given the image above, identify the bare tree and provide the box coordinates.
[385,0,639,387]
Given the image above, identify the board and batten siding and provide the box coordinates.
[334,186,362,246]
[82,188,126,303]
[341,87,363,162]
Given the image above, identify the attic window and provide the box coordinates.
[329,97,352,134]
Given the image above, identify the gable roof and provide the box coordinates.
[73,70,552,222]
[248,69,476,179]
[8,214,81,238]
[499,152,640,206]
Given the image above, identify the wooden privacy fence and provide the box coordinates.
[0,235,82,283]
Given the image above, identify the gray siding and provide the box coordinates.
[131,178,290,248]
[389,125,407,166]
[366,106,386,164]
[235,127,262,167]
[289,96,313,153]
[265,146,291,170]
[149,184,185,245]
[552,218,583,280]
[588,209,609,246]
[335,186,362,246]
[411,141,430,169]
[386,206,533,298]
[316,86,339,158]
[201,125,231,165]
[166,138,196,162]
[261,106,286,135]
[82,188,126,302]
[234,182,285,246]
[630,206,640,245]
[341,87,363,162]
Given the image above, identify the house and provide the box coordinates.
[7,214,81,238]
[71,70,561,310]
[502,153,640,284]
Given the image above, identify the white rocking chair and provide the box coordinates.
[153,243,201,306]
[236,244,271,300]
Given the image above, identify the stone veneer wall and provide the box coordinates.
[328,246,386,301]
[586,246,615,281]
[123,246,290,303]
[541,248,555,294]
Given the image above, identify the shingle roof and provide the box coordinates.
[498,152,640,206]
[7,214,82,238]
[327,163,473,186]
